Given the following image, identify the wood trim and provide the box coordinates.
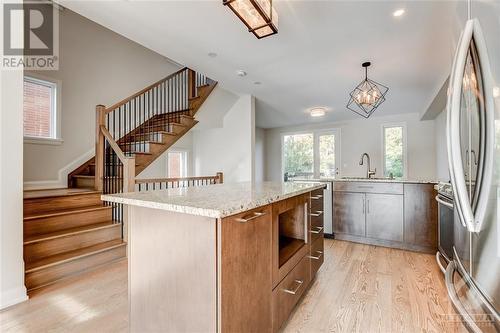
[104,67,187,114]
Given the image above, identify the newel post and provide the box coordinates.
[188,69,196,99]
[95,105,106,191]
[216,172,224,184]
[123,159,136,193]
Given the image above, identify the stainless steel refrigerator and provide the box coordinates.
[445,1,500,332]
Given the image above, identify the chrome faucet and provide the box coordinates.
[359,153,376,178]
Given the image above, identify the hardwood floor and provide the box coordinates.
[0,239,466,332]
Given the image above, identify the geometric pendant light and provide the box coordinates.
[346,62,389,118]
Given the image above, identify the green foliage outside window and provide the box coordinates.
[319,135,335,178]
[384,127,404,178]
[283,134,314,179]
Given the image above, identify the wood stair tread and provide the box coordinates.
[24,188,100,200]
[25,239,126,273]
[24,205,110,221]
[24,221,120,244]
[73,175,95,179]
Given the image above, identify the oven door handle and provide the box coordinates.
[435,195,454,209]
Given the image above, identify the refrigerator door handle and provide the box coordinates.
[446,19,495,233]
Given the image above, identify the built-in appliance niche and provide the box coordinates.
[278,204,307,267]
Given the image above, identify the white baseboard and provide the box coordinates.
[24,148,95,190]
[0,286,28,310]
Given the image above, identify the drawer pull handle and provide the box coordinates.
[308,250,323,260]
[357,186,374,189]
[311,195,323,200]
[310,210,323,217]
[310,226,323,234]
[235,211,266,223]
[282,279,304,295]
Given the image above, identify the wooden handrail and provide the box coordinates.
[135,173,223,184]
[104,67,188,114]
[100,125,131,163]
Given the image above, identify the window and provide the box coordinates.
[282,130,340,181]
[23,76,60,143]
[283,133,314,180]
[318,133,337,178]
[383,124,406,178]
[167,151,188,178]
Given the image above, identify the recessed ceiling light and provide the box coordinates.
[393,9,405,17]
[208,52,217,58]
[254,81,262,85]
[236,70,247,77]
[310,107,326,118]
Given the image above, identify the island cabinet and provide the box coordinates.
[332,181,437,253]
[108,183,326,333]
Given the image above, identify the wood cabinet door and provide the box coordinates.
[221,205,273,333]
[403,184,438,249]
[365,194,404,242]
[333,192,365,237]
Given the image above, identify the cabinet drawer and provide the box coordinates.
[310,191,324,212]
[274,255,311,330]
[310,236,324,277]
[333,181,403,195]
[310,210,324,229]
[310,224,324,243]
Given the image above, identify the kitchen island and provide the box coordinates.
[102,182,326,333]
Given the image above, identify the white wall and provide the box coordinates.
[265,112,437,182]
[255,127,265,182]
[0,70,28,307]
[136,132,194,179]
[23,9,181,187]
[193,95,256,183]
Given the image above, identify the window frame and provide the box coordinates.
[23,74,63,145]
[381,122,408,179]
[166,149,189,178]
[281,128,342,182]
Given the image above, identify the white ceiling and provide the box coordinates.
[59,0,458,128]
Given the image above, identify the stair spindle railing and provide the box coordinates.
[94,67,215,234]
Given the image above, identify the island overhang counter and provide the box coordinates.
[102,181,326,333]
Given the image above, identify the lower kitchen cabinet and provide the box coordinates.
[333,191,365,236]
[332,181,437,253]
[365,193,403,242]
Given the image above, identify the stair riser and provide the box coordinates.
[24,193,102,217]
[74,176,95,188]
[24,207,113,238]
[24,225,122,264]
[25,244,126,291]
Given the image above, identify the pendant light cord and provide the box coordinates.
[467,0,471,20]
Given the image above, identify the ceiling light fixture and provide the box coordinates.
[254,81,262,85]
[236,70,247,77]
[393,9,405,17]
[208,52,218,58]
[223,0,278,39]
[347,62,389,118]
[310,107,326,118]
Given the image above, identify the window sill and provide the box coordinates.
[24,137,64,146]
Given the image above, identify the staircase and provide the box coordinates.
[23,188,126,292]
[68,68,217,188]
[24,68,217,291]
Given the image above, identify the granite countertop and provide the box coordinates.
[293,178,437,184]
[101,181,325,218]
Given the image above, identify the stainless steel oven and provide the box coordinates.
[435,182,455,273]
